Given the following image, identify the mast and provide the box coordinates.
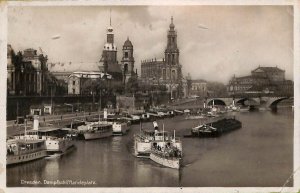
[163,123,165,142]
[24,119,27,137]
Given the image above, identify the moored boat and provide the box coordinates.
[6,138,47,165]
[77,122,113,140]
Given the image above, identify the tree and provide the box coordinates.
[125,76,139,94]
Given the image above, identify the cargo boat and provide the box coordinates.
[186,117,242,137]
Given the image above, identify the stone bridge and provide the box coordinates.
[172,96,292,110]
[207,97,291,109]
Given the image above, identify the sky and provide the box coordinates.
[8,5,294,83]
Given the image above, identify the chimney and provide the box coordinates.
[104,108,108,119]
[33,115,39,130]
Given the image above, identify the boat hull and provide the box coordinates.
[112,123,129,135]
[45,139,75,154]
[150,151,181,169]
[7,150,47,165]
[83,130,113,140]
[134,140,152,157]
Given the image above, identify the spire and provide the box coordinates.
[110,9,112,26]
[169,16,175,30]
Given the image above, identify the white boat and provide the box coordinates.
[149,129,182,169]
[77,122,113,140]
[134,122,182,160]
[150,148,181,169]
[112,122,129,135]
[134,129,155,157]
[6,138,47,165]
[25,127,75,154]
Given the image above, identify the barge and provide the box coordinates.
[186,117,242,138]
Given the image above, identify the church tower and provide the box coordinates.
[100,10,122,80]
[164,16,181,84]
[121,37,135,83]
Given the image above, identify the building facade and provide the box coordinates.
[227,66,293,96]
[190,80,208,98]
[7,45,60,96]
[67,71,112,95]
[141,17,183,99]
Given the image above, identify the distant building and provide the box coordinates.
[67,71,112,95]
[141,17,183,99]
[227,66,293,96]
[190,80,207,98]
[7,45,60,96]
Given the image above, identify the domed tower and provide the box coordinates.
[121,37,135,83]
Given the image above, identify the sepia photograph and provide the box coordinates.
[1,0,299,192]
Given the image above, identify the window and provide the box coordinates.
[124,64,128,73]
[73,89,75,94]
[125,52,128,58]
[73,80,75,85]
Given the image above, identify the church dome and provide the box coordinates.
[169,16,175,29]
[123,37,133,47]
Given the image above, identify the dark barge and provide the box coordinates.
[185,117,242,138]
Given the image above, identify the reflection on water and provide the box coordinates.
[7,109,293,187]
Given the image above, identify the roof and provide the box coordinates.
[252,66,285,73]
[124,38,133,47]
[69,71,112,79]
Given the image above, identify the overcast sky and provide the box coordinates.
[8,5,293,83]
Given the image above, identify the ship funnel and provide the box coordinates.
[153,121,158,130]
[104,108,108,119]
[33,115,39,130]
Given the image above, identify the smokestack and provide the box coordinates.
[33,115,39,130]
[153,121,158,131]
[104,108,108,119]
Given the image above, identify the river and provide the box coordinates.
[7,107,294,187]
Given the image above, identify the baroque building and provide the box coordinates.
[99,15,136,84]
[99,18,122,81]
[141,17,183,99]
[227,66,293,96]
[7,45,61,96]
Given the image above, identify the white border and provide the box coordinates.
[0,0,299,193]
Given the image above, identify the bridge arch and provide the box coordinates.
[236,98,259,106]
[268,97,290,109]
[207,99,226,106]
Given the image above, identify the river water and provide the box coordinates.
[7,108,294,187]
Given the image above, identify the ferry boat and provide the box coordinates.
[20,116,75,155]
[77,122,113,140]
[25,129,75,155]
[187,117,242,137]
[134,121,182,158]
[149,129,182,169]
[6,138,47,165]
